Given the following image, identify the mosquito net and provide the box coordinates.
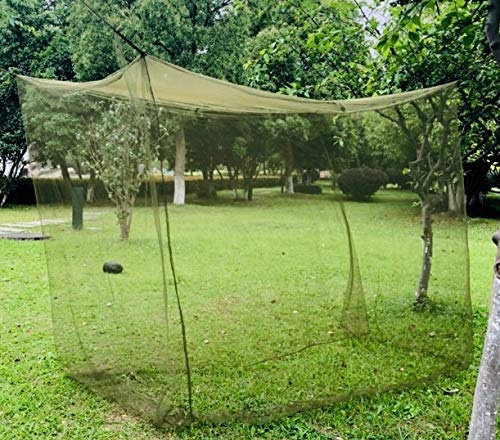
[17,55,471,426]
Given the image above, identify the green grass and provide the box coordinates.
[0,188,498,439]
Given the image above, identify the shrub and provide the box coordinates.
[197,181,217,199]
[294,183,322,194]
[4,177,36,205]
[385,167,412,189]
[301,169,320,184]
[337,168,388,200]
[7,176,283,205]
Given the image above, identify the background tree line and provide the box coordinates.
[0,0,498,215]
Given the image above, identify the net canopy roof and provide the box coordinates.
[17,54,471,428]
[18,55,455,115]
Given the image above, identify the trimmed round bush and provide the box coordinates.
[337,168,388,200]
[294,183,322,194]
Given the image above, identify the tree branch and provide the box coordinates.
[376,109,400,126]
[352,0,381,37]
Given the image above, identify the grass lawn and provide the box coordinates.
[0,187,498,439]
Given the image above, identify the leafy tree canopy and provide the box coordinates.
[376,0,499,213]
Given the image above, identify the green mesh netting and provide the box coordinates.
[17,55,471,427]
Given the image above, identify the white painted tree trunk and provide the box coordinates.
[447,182,458,214]
[86,169,96,203]
[468,231,500,440]
[173,128,186,205]
[285,142,294,194]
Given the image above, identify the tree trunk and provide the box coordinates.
[447,181,459,214]
[415,200,433,308]
[173,127,186,205]
[58,155,71,182]
[485,0,500,65]
[126,202,133,239]
[464,160,490,216]
[244,180,253,201]
[86,169,96,203]
[285,175,294,194]
[468,231,500,440]
[456,179,465,215]
[331,172,337,190]
[230,175,239,199]
[119,222,129,241]
[284,142,294,194]
[200,169,216,198]
[119,210,130,241]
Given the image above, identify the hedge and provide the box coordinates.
[294,183,322,194]
[5,176,282,205]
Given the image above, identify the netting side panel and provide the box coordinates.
[17,80,190,423]
[169,93,471,423]
[18,74,471,426]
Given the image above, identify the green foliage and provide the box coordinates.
[244,0,371,99]
[0,71,26,205]
[376,0,499,212]
[0,0,73,77]
[0,0,73,204]
[21,88,84,179]
[385,167,412,188]
[68,2,120,81]
[264,115,311,167]
[223,121,271,200]
[120,0,251,83]
[77,99,161,240]
[338,167,388,200]
[1,0,497,215]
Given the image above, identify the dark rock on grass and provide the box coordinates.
[103,261,123,274]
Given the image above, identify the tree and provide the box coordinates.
[173,126,187,205]
[67,1,121,81]
[468,232,500,440]
[0,0,74,205]
[467,5,500,438]
[119,0,252,204]
[0,71,26,206]
[20,88,83,184]
[376,0,499,215]
[265,116,310,194]
[486,0,500,64]
[185,117,225,199]
[77,100,161,240]
[242,0,375,193]
[318,114,360,186]
[244,0,371,99]
[378,89,461,308]
[223,119,271,201]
